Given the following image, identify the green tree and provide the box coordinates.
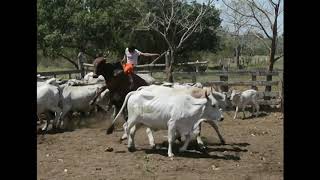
[140,0,220,82]
[37,0,143,68]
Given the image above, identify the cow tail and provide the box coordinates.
[106,91,136,134]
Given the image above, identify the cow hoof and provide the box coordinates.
[121,134,128,140]
[128,147,136,152]
[150,145,156,150]
[168,153,174,158]
[220,140,226,145]
[106,127,114,135]
[119,137,127,142]
[199,145,208,153]
[176,136,182,142]
[179,148,186,153]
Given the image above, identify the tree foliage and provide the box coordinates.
[37,0,143,66]
[37,0,222,68]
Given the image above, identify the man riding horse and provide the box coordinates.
[90,48,159,133]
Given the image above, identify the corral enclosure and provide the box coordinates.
[38,58,283,106]
[37,0,284,178]
[37,60,283,180]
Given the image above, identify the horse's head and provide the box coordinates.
[93,59,123,81]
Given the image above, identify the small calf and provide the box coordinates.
[230,89,259,119]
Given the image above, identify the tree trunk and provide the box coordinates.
[58,53,79,69]
[166,50,174,83]
[264,37,277,100]
[265,4,279,95]
[235,45,241,69]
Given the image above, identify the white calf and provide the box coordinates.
[230,89,260,119]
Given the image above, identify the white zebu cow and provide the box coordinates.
[133,85,226,148]
[230,89,260,119]
[37,78,62,131]
[84,72,155,84]
[83,72,105,84]
[58,83,110,128]
[37,81,46,87]
[37,76,63,87]
[161,82,203,89]
[117,85,226,150]
[110,84,226,148]
[110,86,224,158]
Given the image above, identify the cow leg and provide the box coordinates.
[106,105,119,135]
[58,105,71,129]
[179,134,191,153]
[112,105,118,119]
[194,123,207,152]
[78,112,86,127]
[121,107,129,137]
[242,106,246,119]
[145,128,155,149]
[120,122,128,141]
[254,102,260,117]
[175,131,182,142]
[209,121,226,144]
[49,106,62,130]
[122,104,128,122]
[40,113,49,131]
[167,120,176,158]
[126,121,140,152]
[233,106,239,119]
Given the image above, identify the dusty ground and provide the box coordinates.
[37,110,283,180]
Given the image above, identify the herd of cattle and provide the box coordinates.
[37,60,261,158]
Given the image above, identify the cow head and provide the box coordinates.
[204,90,224,121]
[230,89,241,105]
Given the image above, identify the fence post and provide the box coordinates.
[165,51,170,80]
[69,73,72,79]
[84,66,87,75]
[220,71,228,92]
[192,72,196,83]
[251,72,257,90]
[191,60,199,83]
[195,60,199,73]
[78,52,85,78]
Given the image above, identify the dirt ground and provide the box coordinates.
[37,110,283,180]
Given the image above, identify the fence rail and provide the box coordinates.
[38,62,283,107]
[203,81,279,86]
[37,69,82,79]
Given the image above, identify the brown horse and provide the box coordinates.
[90,58,149,134]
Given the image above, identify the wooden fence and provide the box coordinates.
[37,69,82,79]
[38,62,282,106]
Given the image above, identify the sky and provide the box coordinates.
[195,0,284,35]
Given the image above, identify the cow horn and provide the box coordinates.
[92,74,98,78]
